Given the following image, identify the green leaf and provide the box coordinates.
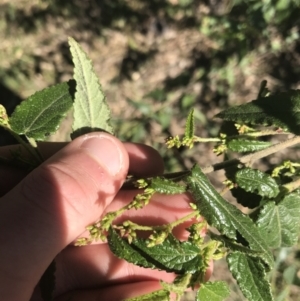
[257,193,300,248]
[108,228,202,274]
[9,81,74,140]
[184,109,195,140]
[150,177,186,194]
[227,252,274,301]
[186,165,273,268]
[216,90,300,135]
[227,139,271,153]
[107,227,156,270]
[132,234,202,273]
[196,281,230,301]
[68,37,114,137]
[124,289,170,301]
[235,168,279,198]
[225,165,262,209]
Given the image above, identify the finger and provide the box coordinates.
[0,132,129,300]
[52,193,205,297]
[54,281,164,301]
[74,189,196,245]
[53,244,212,300]
[0,142,164,196]
[123,142,164,177]
[52,244,176,298]
[39,142,164,177]
[0,143,67,197]
[108,191,195,239]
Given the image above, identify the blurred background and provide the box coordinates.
[1,0,300,300]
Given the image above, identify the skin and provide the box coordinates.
[0,132,211,301]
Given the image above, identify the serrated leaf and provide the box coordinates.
[9,81,74,140]
[257,193,300,248]
[186,165,273,268]
[236,168,279,198]
[184,109,195,140]
[227,252,274,301]
[132,234,202,273]
[225,165,262,208]
[107,227,156,270]
[150,177,186,194]
[68,37,114,137]
[196,281,230,301]
[108,228,202,273]
[216,90,300,135]
[124,289,170,301]
[227,139,271,153]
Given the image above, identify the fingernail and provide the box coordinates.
[80,134,122,176]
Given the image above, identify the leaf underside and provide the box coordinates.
[216,90,300,135]
[9,81,74,140]
[257,193,300,248]
[227,252,274,301]
[186,165,273,268]
[68,37,114,137]
[108,228,202,274]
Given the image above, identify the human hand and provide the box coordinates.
[0,132,211,301]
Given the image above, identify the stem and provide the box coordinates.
[195,130,288,142]
[124,211,198,232]
[220,185,231,196]
[26,136,44,162]
[283,178,300,193]
[123,171,191,189]
[124,135,300,188]
[122,221,153,231]
[6,128,43,164]
[202,135,300,174]
[165,211,198,230]
[194,137,221,143]
[233,130,289,138]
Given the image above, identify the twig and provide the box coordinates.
[201,135,300,174]
[124,135,300,188]
[283,177,300,193]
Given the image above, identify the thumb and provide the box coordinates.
[0,132,129,300]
